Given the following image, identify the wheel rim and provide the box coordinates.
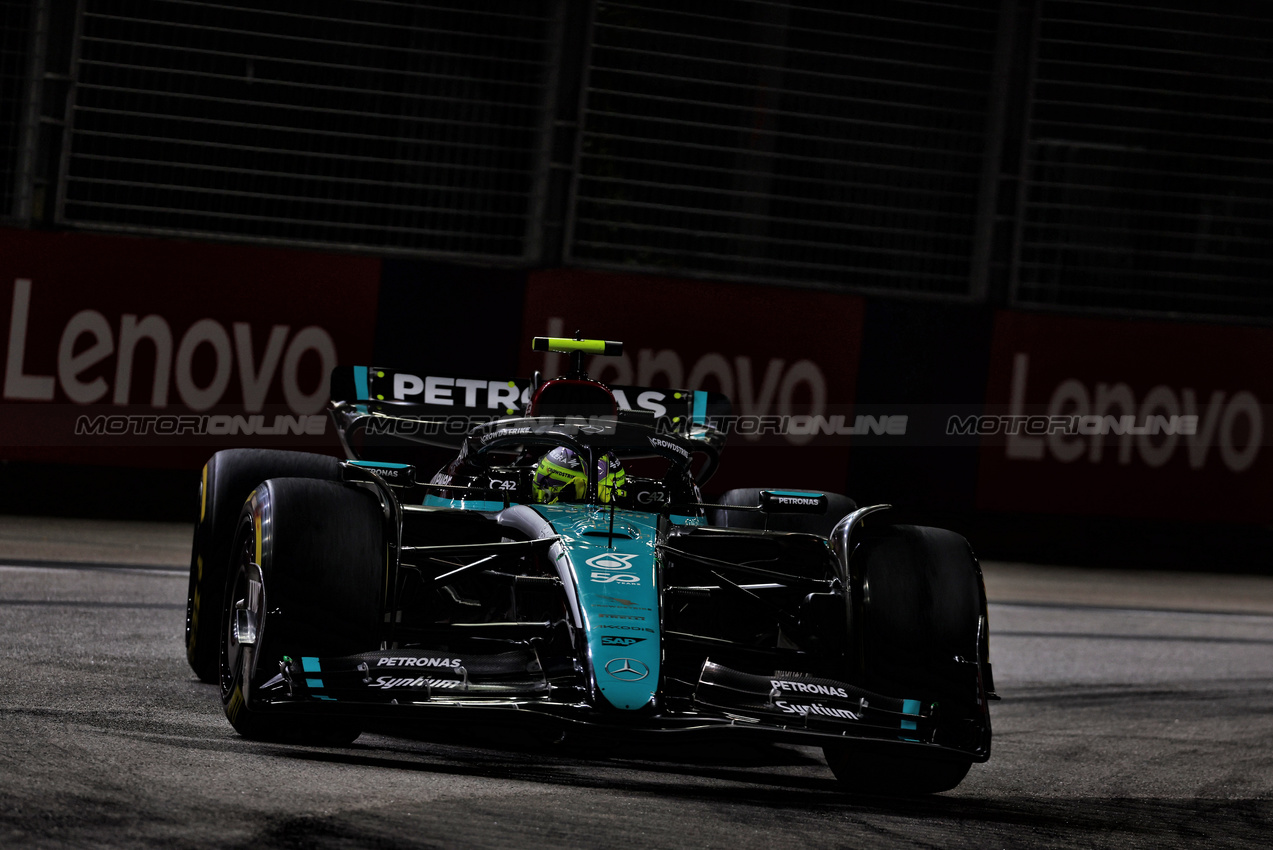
[220,517,263,702]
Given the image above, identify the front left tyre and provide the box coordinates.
[824,524,989,795]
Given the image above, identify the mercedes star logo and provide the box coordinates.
[604,657,649,681]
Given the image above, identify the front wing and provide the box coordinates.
[246,647,989,760]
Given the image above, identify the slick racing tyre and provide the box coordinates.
[709,488,856,538]
[825,524,986,795]
[186,449,339,682]
[823,748,971,796]
[220,478,383,744]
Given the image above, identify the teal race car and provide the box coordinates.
[184,337,996,795]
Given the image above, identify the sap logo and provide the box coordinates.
[601,636,645,647]
[1006,353,1261,472]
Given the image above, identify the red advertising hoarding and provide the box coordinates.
[977,311,1269,522]
[520,269,864,493]
[0,229,380,467]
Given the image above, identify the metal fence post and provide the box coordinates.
[524,0,568,266]
[12,0,49,223]
[1005,0,1041,310]
[968,0,1020,303]
[51,0,85,225]
[560,0,596,268]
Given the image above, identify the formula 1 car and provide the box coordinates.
[184,337,995,795]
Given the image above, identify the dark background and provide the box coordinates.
[2,0,1271,570]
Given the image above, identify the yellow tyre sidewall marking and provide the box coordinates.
[200,464,208,522]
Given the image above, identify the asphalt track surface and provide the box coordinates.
[1,517,1271,849]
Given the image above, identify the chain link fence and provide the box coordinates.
[57,0,557,260]
[1013,0,1273,319]
[1,1,1270,317]
[566,0,1002,295]
[0,0,34,219]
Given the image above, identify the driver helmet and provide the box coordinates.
[532,447,625,504]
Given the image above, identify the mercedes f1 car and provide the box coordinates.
[184,337,995,795]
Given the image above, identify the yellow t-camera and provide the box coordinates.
[531,337,624,356]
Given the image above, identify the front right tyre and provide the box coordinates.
[186,449,339,682]
[219,477,384,744]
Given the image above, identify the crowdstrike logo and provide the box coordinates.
[647,436,690,459]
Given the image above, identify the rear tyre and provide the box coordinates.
[709,488,856,537]
[824,524,986,795]
[186,449,339,682]
[219,478,383,744]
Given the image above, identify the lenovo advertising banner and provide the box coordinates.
[520,269,864,494]
[977,311,1268,522]
[0,229,380,468]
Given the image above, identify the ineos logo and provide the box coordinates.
[585,553,639,571]
[586,552,641,585]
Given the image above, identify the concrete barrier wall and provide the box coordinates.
[3,228,1270,566]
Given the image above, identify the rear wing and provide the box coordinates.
[329,366,731,448]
